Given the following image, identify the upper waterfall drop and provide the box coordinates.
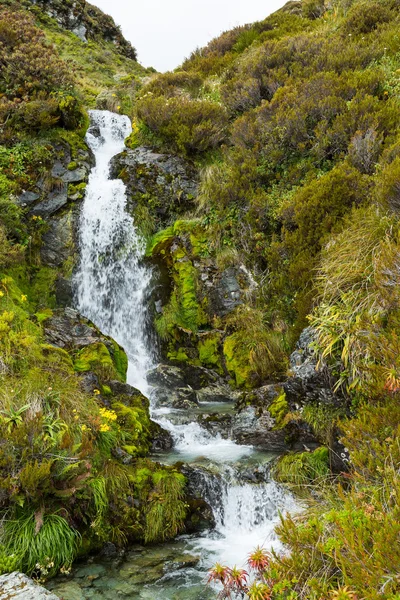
[74,110,154,394]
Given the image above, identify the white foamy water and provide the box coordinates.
[72,110,295,596]
[156,417,254,462]
[74,110,154,392]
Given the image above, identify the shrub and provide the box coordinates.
[343,1,393,34]
[310,204,400,394]
[274,447,330,485]
[136,95,228,155]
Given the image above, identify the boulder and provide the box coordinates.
[110,147,198,231]
[30,184,69,217]
[0,573,59,599]
[147,363,237,408]
[17,191,40,207]
[284,327,342,406]
[43,308,103,349]
[231,406,318,452]
[40,211,75,268]
[151,422,174,451]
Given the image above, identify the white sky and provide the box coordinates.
[91,0,288,72]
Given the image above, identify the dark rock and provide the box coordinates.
[30,184,68,217]
[151,386,199,409]
[200,263,257,319]
[110,147,198,230]
[43,308,106,349]
[100,542,118,558]
[208,267,242,316]
[40,212,75,267]
[51,160,88,184]
[79,371,100,394]
[17,190,40,206]
[55,277,73,307]
[284,327,341,406]
[151,422,174,451]
[107,381,148,409]
[181,465,216,531]
[62,167,88,184]
[87,125,102,138]
[148,363,237,408]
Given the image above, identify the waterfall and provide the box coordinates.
[74,110,154,393]
[70,110,296,596]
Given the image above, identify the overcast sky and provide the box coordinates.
[91,0,288,72]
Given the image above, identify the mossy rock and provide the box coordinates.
[223,333,251,388]
[74,342,119,380]
[198,333,223,373]
[146,226,175,257]
[268,390,288,428]
[109,339,128,381]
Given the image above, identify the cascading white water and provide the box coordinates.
[71,110,296,596]
[74,110,154,392]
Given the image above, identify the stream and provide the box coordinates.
[46,110,295,600]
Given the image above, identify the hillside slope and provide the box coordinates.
[0,0,191,581]
[126,0,400,597]
[1,0,400,597]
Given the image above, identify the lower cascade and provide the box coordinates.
[49,109,295,599]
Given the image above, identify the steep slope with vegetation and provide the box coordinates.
[2,0,400,596]
[126,0,400,597]
[0,0,190,581]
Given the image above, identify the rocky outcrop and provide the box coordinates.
[28,0,137,59]
[0,573,59,600]
[18,141,91,308]
[284,327,342,406]
[110,147,198,234]
[231,406,318,452]
[147,363,238,409]
[43,307,128,383]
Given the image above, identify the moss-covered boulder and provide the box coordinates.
[44,307,128,382]
[146,219,260,386]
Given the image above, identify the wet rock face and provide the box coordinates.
[231,406,318,452]
[147,363,238,409]
[110,147,198,232]
[43,307,105,350]
[0,572,59,599]
[284,327,341,406]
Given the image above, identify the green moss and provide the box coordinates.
[268,390,288,428]
[73,342,118,380]
[68,182,87,199]
[40,343,74,371]
[167,347,190,362]
[35,308,53,324]
[223,333,251,387]
[198,333,223,372]
[109,340,128,381]
[146,226,175,256]
[67,161,78,171]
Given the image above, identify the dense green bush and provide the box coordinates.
[136,94,228,155]
[0,7,86,139]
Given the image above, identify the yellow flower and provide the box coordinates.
[117,105,121,110]
[112,93,116,97]
[99,423,110,433]
[0,291,4,298]
[99,407,117,421]
[81,424,88,432]
[93,389,101,395]
[20,294,28,303]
